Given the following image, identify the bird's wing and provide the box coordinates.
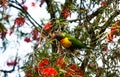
[67,37,85,49]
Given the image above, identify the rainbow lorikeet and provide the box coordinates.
[52,33,91,50]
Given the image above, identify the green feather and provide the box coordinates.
[63,33,90,49]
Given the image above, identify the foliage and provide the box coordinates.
[0,0,120,77]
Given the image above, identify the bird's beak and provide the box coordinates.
[51,33,56,38]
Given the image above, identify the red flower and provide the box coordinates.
[56,58,66,68]
[31,29,39,40]
[41,67,58,76]
[0,0,7,8]
[43,22,52,32]
[66,64,78,76]
[106,33,113,42]
[111,23,120,36]
[78,69,84,77]
[0,0,6,5]
[66,69,84,77]
[69,64,78,71]
[101,1,107,7]
[66,69,76,76]
[24,37,31,43]
[61,8,71,19]
[116,23,120,26]
[38,59,49,72]
[7,59,17,66]
[66,64,84,77]
[39,59,49,67]
[106,23,120,42]
[22,5,28,11]
[14,17,25,27]
[110,28,117,34]
[31,2,36,7]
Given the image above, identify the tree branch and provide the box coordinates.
[99,10,120,34]
[8,2,42,29]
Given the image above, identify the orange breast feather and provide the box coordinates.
[60,37,72,48]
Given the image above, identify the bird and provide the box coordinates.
[52,33,91,50]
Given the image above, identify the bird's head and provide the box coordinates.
[52,33,65,41]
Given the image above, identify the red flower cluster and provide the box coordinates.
[14,17,25,27]
[66,64,84,77]
[43,22,52,33]
[31,2,36,7]
[41,67,58,77]
[106,28,116,42]
[7,59,17,67]
[23,29,40,42]
[56,58,66,68]
[35,58,84,77]
[101,1,107,7]
[61,8,71,19]
[0,0,6,5]
[106,23,120,42]
[38,58,49,72]
[24,37,31,43]
[37,58,58,77]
